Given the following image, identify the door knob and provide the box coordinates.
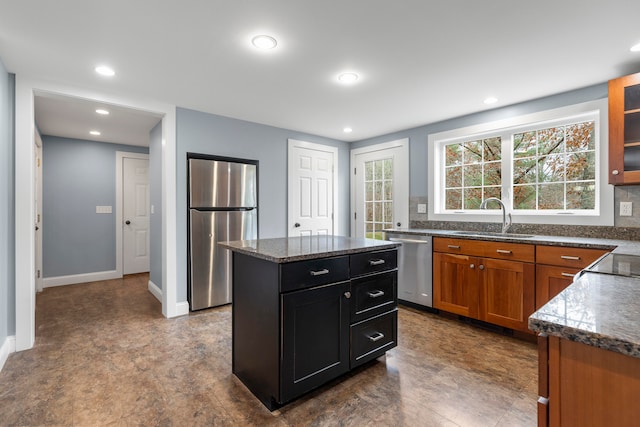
[344,291,351,299]
[35,225,39,231]
[125,220,131,225]
[396,222,401,226]
[294,223,300,227]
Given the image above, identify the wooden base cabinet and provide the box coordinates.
[433,252,478,318]
[433,237,535,332]
[535,246,608,309]
[538,336,640,426]
[480,257,535,331]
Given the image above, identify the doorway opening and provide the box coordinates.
[350,139,409,239]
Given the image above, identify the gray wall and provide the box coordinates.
[0,57,15,341]
[149,122,162,289]
[351,83,609,199]
[176,108,350,302]
[42,136,148,277]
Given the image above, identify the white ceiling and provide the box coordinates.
[2,1,640,143]
[34,93,162,147]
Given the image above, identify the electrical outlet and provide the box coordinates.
[417,203,427,214]
[620,201,633,217]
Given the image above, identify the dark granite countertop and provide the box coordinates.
[219,235,399,263]
[529,272,640,358]
[384,228,638,255]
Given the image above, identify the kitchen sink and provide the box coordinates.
[452,230,535,239]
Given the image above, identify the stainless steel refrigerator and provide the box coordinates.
[188,155,258,310]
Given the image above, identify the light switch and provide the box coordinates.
[96,206,112,214]
[151,205,155,214]
[417,204,427,214]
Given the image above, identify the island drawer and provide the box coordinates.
[535,246,608,268]
[280,256,350,292]
[350,249,397,277]
[350,310,397,368]
[350,270,397,323]
[434,237,534,262]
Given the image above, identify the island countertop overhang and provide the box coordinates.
[219,235,399,263]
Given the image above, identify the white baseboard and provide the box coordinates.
[175,301,190,316]
[0,335,16,373]
[148,280,162,302]
[43,270,121,288]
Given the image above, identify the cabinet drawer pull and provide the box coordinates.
[309,269,329,276]
[369,259,385,266]
[496,249,512,254]
[367,290,385,298]
[561,272,575,277]
[367,332,385,342]
[447,245,461,249]
[560,255,581,261]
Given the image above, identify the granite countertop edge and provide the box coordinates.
[528,272,640,359]
[384,228,634,253]
[219,237,399,263]
[528,317,640,359]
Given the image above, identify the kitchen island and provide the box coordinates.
[219,235,399,410]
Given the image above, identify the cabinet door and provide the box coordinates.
[609,72,640,184]
[281,281,350,403]
[479,258,535,332]
[535,265,580,310]
[433,252,479,318]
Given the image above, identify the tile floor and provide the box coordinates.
[0,274,538,426]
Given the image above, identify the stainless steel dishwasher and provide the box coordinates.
[385,233,433,307]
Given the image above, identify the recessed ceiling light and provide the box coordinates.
[338,72,359,84]
[343,127,353,133]
[95,65,115,77]
[631,41,640,52]
[89,130,101,136]
[95,109,109,115]
[251,35,277,50]
[484,97,498,105]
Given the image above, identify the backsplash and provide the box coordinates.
[409,187,640,241]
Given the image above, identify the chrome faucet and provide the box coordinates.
[480,197,512,234]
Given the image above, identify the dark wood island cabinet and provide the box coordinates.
[220,236,399,410]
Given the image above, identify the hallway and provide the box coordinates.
[0,274,537,426]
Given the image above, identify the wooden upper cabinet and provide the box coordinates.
[609,72,640,185]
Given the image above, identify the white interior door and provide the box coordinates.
[351,139,409,239]
[34,130,43,292]
[123,157,150,274]
[288,139,338,237]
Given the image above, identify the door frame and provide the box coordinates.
[116,151,150,277]
[34,129,43,293]
[14,77,179,352]
[350,138,409,237]
[287,139,339,236]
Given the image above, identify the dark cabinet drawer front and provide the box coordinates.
[280,256,350,292]
[351,271,397,323]
[350,249,397,277]
[351,310,397,368]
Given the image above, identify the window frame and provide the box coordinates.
[428,99,614,226]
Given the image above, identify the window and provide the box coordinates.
[512,122,595,211]
[444,137,502,210]
[428,100,613,226]
[364,158,393,239]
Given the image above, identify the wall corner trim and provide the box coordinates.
[172,302,189,318]
[0,336,16,372]
[148,280,162,302]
